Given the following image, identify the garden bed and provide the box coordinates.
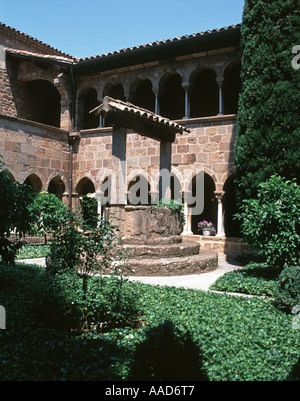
[0,262,299,381]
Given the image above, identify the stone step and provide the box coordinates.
[126,249,218,276]
[122,241,200,259]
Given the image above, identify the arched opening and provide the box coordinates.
[190,67,218,118]
[76,177,97,226]
[22,80,61,127]
[223,174,241,237]
[24,174,42,193]
[103,82,126,102]
[129,79,155,112]
[8,172,15,182]
[48,176,65,200]
[223,62,241,115]
[102,82,126,127]
[191,173,217,234]
[127,175,151,205]
[78,88,100,130]
[76,177,96,196]
[159,73,185,120]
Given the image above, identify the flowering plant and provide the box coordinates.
[197,220,216,235]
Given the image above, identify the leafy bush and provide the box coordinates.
[236,175,300,269]
[46,209,135,332]
[275,266,300,311]
[29,191,68,244]
[210,262,280,297]
[16,245,50,260]
[0,160,37,264]
[31,271,140,333]
[80,194,98,229]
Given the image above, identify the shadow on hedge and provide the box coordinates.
[128,320,208,381]
[0,263,137,380]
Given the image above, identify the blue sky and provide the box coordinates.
[1,0,245,58]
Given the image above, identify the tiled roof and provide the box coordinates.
[91,96,189,136]
[5,47,76,64]
[0,22,77,60]
[79,24,241,62]
[1,21,241,66]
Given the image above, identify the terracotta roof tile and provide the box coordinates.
[91,96,189,135]
[4,47,76,63]
[0,22,77,60]
[79,23,241,62]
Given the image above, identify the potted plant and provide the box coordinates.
[197,220,216,236]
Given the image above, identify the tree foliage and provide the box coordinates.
[236,175,300,269]
[0,159,37,264]
[30,191,68,243]
[235,0,300,204]
[80,194,98,229]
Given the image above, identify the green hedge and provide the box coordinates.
[1,262,300,381]
[210,262,280,297]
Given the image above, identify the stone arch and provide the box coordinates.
[102,81,126,101]
[159,71,185,120]
[8,172,16,182]
[189,66,219,118]
[129,77,155,112]
[77,87,100,130]
[191,172,217,234]
[223,61,241,115]
[24,173,43,193]
[20,79,61,127]
[222,173,241,237]
[47,175,66,200]
[75,176,96,196]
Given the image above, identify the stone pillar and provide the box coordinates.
[159,141,172,199]
[152,87,159,115]
[98,99,103,127]
[111,126,127,205]
[216,77,224,116]
[215,192,225,236]
[182,202,193,235]
[182,82,191,119]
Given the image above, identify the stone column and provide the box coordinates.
[182,82,191,119]
[182,201,193,235]
[152,87,159,115]
[98,99,103,127]
[159,141,172,199]
[111,126,127,205]
[215,192,225,236]
[216,77,224,116]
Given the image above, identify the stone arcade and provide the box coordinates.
[0,21,248,259]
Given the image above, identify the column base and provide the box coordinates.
[182,230,193,236]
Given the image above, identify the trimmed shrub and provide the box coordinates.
[276,266,300,311]
[236,175,300,269]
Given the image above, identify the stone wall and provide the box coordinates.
[0,116,70,200]
[74,114,236,197]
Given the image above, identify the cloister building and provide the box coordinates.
[0,21,247,255]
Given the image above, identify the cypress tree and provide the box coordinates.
[235,0,300,204]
